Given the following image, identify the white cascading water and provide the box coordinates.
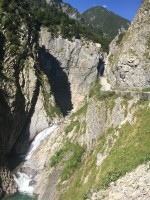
[26,124,58,160]
[14,172,34,195]
[14,124,58,195]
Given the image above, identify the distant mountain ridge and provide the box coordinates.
[34,1,130,41]
[82,6,130,40]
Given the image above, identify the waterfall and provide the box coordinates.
[13,124,58,196]
[26,124,58,160]
[13,172,34,195]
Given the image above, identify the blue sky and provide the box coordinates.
[63,0,142,21]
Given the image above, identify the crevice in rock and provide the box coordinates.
[97,58,105,77]
[10,79,41,159]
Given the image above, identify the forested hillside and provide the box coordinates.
[82,6,130,40]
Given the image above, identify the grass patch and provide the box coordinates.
[50,143,85,181]
[50,145,69,167]
[121,97,129,118]
[89,79,116,101]
[61,144,85,181]
[147,34,150,49]
[97,91,116,101]
[60,131,110,200]
[60,151,97,200]
[89,79,101,98]
[71,103,88,119]
[107,127,115,135]
[80,121,87,135]
[95,102,150,189]
[142,87,150,92]
[65,120,80,134]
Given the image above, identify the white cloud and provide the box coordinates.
[103,5,107,8]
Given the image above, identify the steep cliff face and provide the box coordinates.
[106,0,150,89]
[60,3,83,22]
[40,27,102,110]
[0,0,102,160]
[0,0,58,159]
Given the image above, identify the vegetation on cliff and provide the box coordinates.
[28,0,110,52]
[51,142,85,181]
[60,98,150,200]
[82,6,130,40]
[0,1,149,199]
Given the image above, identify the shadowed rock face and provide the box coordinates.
[97,59,105,77]
[39,46,73,116]
[39,28,102,110]
[0,1,52,160]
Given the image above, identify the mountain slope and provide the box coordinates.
[32,0,83,22]
[82,6,130,40]
[28,0,110,52]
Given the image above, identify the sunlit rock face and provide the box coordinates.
[106,0,150,90]
[45,0,83,22]
[40,27,103,110]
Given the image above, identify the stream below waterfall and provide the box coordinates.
[5,124,58,200]
[6,193,36,200]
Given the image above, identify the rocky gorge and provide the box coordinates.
[0,0,150,199]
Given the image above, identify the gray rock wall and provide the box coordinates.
[106,0,150,89]
[45,0,83,22]
[89,162,150,200]
[78,94,135,151]
[40,28,102,110]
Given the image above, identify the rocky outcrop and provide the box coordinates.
[45,0,62,8]
[0,168,17,196]
[83,96,133,150]
[45,0,83,22]
[46,0,62,3]
[106,0,150,89]
[61,3,83,22]
[89,162,150,200]
[40,27,102,110]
